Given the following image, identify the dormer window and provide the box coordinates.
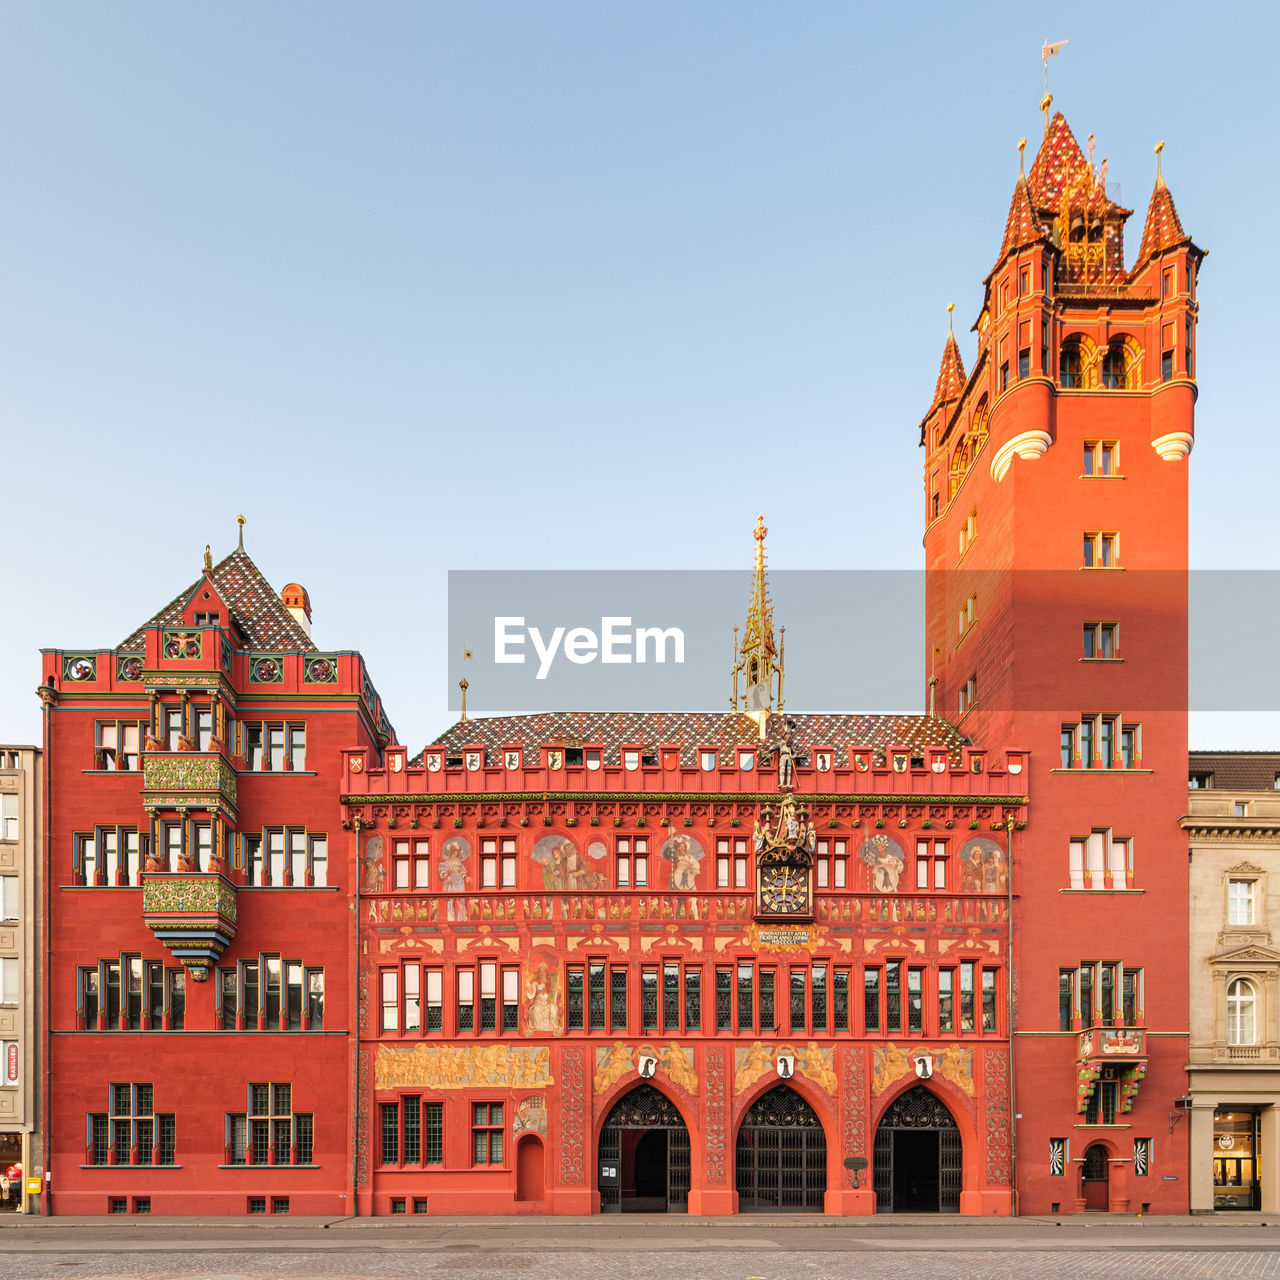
[1189,771,1213,790]
[193,612,220,626]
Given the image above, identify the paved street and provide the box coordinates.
[3,1218,1280,1280]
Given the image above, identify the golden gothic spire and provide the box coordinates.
[730,515,785,738]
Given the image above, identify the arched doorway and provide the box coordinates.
[1082,1143,1110,1211]
[516,1135,545,1202]
[597,1083,690,1214]
[873,1086,961,1213]
[735,1085,827,1212]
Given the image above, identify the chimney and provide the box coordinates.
[281,583,312,639]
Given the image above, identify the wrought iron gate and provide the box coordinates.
[735,1085,827,1212]
[872,1086,961,1214]
[597,1083,691,1213]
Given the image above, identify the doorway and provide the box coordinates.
[1082,1143,1110,1211]
[597,1084,690,1214]
[735,1085,828,1212]
[873,1086,962,1213]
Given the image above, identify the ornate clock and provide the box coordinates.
[759,864,811,916]
[753,793,815,922]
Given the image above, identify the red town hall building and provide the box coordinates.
[39,96,1201,1217]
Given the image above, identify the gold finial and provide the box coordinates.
[1155,139,1165,183]
[458,677,469,723]
[1018,137,1027,176]
[753,515,767,572]
[1087,134,1095,184]
[236,513,246,552]
[203,544,213,572]
[1040,92,1053,137]
[947,301,955,334]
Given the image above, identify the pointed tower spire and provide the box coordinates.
[731,516,783,737]
[1135,142,1191,267]
[236,514,246,553]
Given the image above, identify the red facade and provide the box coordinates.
[38,98,1201,1216]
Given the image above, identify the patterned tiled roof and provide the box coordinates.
[923,332,967,423]
[1134,176,1189,267]
[995,174,1047,265]
[119,548,317,654]
[1027,112,1092,210]
[1189,752,1280,793]
[415,711,968,769]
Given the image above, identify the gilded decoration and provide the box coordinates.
[373,1043,553,1091]
[594,1043,636,1094]
[661,1043,698,1096]
[142,754,237,809]
[872,1043,975,1097]
[733,1041,835,1095]
[142,874,236,921]
[741,922,829,953]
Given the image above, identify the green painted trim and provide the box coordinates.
[343,790,1028,806]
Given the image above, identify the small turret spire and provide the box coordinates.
[731,516,783,737]
[236,514,246,552]
[1155,139,1165,185]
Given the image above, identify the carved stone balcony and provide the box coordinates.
[142,753,237,818]
[141,873,237,981]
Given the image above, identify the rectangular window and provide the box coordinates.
[1083,532,1118,568]
[164,708,183,752]
[479,962,497,1031]
[611,967,629,1032]
[1018,347,1030,380]
[816,838,847,889]
[425,969,443,1032]
[812,965,828,1033]
[864,967,881,1033]
[425,1102,444,1164]
[1000,360,1009,391]
[939,970,954,1034]
[1122,969,1140,1026]
[566,965,584,1031]
[403,1097,421,1164]
[1083,623,1118,659]
[97,721,142,772]
[0,876,16,921]
[789,968,806,1034]
[1161,350,1173,382]
[1229,879,1256,926]
[503,968,520,1031]
[885,961,902,1033]
[307,969,325,1030]
[194,708,213,752]
[982,970,998,1032]
[737,963,755,1032]
[663,962,680,1032]
[833,968,850,1032]
[1059,969,1075,1031]
[959,962,975,1032]
[380,971,399,1033]
[641,967,658,1032]
[1085,1080,1118,1125]
[472,1102,504,1165]
[715,968,732,1031]
[907,968,924,1033]
[243,834,263,886]
[916,840,948,890]
[715,837,749,889]
[381,1103,400,1165]
[402,965,420,1033]
[457,970,474,1032]
[684,967,701,1032]
[759,968,775,1031]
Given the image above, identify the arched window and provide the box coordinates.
[1228,979,1257,1046]
[1061,343,1084,389]
[1101,342,1130,390]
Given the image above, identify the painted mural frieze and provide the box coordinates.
[373,1043,553,1091]
[733,1041,836,1095]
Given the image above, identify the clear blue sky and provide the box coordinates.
[2,2,1276,750]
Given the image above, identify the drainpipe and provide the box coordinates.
[1006,814,1018,1217]
[351,821,361,1219]
[41,696,53,1216]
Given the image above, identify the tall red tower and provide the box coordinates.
[920,97,1204,1213]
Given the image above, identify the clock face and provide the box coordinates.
[759,865,810,915]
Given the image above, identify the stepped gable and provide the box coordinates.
[414,710,967,769]
[118,548,317,653]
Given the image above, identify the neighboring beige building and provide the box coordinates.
[1184,751,1280,1213]
[0,745,41,1214]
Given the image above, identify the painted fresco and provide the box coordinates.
[958,837,1008,893]
[361,834,386,892]
[523,949,563,1035]
[658,832,705,890]
[860,834,906,891]
[531,834,607,890]
[513,1095,548,1137]
[872,1043,975,1096]
[438,836,471,892]
[374,1043,553,1090]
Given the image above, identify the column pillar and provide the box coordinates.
[1189,1099,1217,1213]
[1260,1106,1280,1214]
